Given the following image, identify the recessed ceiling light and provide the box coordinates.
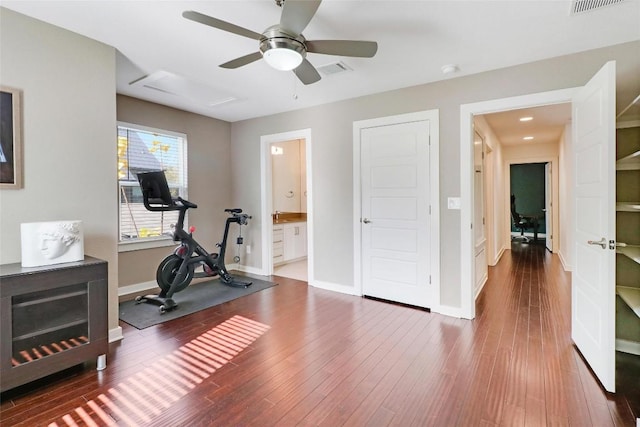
[523,136,534,140]
[520,116,533,122]
[441,64,459,75]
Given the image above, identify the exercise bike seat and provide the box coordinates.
[137,171,182,212]
[225,208,243,214]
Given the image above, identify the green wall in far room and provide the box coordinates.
[510,163,546,233]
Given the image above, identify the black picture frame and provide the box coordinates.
[0,86,23,189]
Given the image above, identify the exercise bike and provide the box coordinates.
[135,170,252,313]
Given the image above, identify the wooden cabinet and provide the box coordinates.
[615,107,640,353]
[0,256,108,392]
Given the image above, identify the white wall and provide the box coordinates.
[0,9,119,333]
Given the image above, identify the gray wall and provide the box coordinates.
[0,8,119,331]
[230,40,640,309]
[116,95,232,288]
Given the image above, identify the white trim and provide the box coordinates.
[490,246,506,266]
[475,276,488,299]
[260,129,313,280]
[118,280,157,297]
[353,110,440,309]
[558,251,572,272]
[432,304,464,318]
[227,263,266,277]
[616,338,640,356]
[617,119,640,129]
[460,88,579,320]
[309,279,361,296]
[118,237,177,253]
[109,326,123,343]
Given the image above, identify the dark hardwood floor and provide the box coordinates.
[1,242,639,426]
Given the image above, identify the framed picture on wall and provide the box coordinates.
[0,85,23,189]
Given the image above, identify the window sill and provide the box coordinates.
[118,237,177,253]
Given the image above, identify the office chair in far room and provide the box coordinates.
[510,195,533,243]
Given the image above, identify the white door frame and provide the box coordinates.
[460,88,578,319]
[260,128,313,280]
[353,110,440,310]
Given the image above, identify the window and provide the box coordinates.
[117,122,187,249]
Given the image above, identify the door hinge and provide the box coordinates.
[429,275,431,285]
[429,205,431,215]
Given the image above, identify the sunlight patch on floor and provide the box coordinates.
[47,315,270,427]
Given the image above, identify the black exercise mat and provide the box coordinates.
[119,275,277,329]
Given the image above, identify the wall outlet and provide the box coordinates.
[246,245,251,254]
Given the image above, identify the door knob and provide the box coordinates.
[362,218,371,224]
[587,237,607,249]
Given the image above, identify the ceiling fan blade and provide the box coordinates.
[280,0,322,35]
[293,59,321,85]
[306,40,378,58]
[182,11,262,40]
[220,52,263,69]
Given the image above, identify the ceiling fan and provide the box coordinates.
[182,0,378,85]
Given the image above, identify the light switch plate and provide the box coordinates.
[448,197,461,210]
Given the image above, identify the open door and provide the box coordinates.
[544,162,553,252]
[571,61,616,392]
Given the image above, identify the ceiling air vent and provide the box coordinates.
[316,61,353,76]
[570,0,626,14]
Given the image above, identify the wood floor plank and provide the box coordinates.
[1,245,639,426]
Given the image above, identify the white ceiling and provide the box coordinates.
[2,0,639,123]
[482,103,572,147]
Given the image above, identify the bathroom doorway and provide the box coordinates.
[260,129,313,283]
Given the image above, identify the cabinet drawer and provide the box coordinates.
[273,230,284,243]
[273,255,284,265]
[273,242,284,257]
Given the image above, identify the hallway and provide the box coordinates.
[478,241,640,425]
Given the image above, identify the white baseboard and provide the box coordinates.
[475,275,488,299]
[432,304,464,318]
[109,326,123,343]
[616,338,640,356]
[489,246,505,266]
[558,251,572,272]
[117,265,268,299]
[309,279,361,296]
[118,280,157,297]
[228,263,268,276]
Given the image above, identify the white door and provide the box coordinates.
[571,61,616,392]
[474,131,488,296]
[361,121,431,307]
[545,162,553,252]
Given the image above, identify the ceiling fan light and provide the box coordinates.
[263,48,303,71]
[260,37,306,71]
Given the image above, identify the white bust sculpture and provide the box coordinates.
[21,221,84,267]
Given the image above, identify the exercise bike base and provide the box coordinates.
[135,294,178,314]
[221,277,253,288]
